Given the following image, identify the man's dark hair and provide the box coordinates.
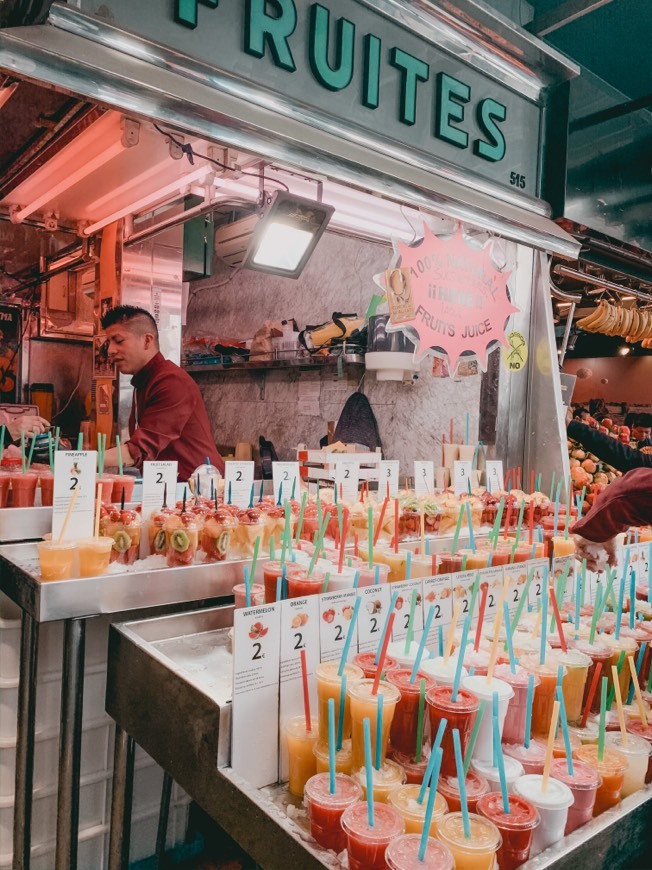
[635,413,652,428]
[573,407,589,419]
[101,305,159,341]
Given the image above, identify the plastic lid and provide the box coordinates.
[425,684,479,713]
[439,770,489,798]
[576,744,628,775]
[304,772,361,808]
[558,649,592,669]
[471,755,524,783]
[340,800,405,841]
[493,664,538,689]
[353,759,406,788]
[315,661,364,683]
[387,640,423,664]
[386,668,436,693]
[462,674,514,702]
[513,774,574,809]
[420,656,468,683]
[347,678,401,705]
[284,717,318,739]
[386,834,454,870]
[503,739,547,764]
[550,758,601,790]
[605,731,652,758]
[569,638,611,657]
[438,812,502,852]
[388,784,448,820]
[476,792,540,829]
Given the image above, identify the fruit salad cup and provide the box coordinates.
[201,508,238,562]
[148,507,174,557]
[234,508,264,558]
[100,507,141,565]
[165,512,199,567]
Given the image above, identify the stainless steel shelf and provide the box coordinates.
[183,355,364,374]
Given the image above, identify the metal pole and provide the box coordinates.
[155,771,173,868]
[12,613,39,870]
[55,619,86,870]
[108,726,135,870]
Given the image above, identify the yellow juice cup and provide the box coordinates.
[551,536,575,557]
[389,783,448,835]
[285,716,319,797]
[37,540,77,582]
[384,550,408,582]
[313,739,353,775]
[348,678,400,771]
[558,649,591,724]
[437,812,502,870]
[408,554,437,579]
[315,661,364,745]
[352,759,406,803]
[77,536,114,577]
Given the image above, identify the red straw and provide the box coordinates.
[530,470,535,493]
[580,662,602,728]
[528,500,535,545]
[373,497,389,546]
[503,500,512,540]
[549,587,567,653]
[372,612,395,695]
[394,499,399,554]
[505,469,512,491]
[339,483,343,502]
[338,515,348,573]
[474,584,489,651]
[442,434,446,466]
[517,467,522,490]
[300,648,311,731]
[354,533,359,557]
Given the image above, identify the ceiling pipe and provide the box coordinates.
[554,264,652,303]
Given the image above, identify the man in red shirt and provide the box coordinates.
[101,306,224,481]
[573,467,652,570]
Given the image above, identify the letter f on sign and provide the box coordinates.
[175,0,219,28]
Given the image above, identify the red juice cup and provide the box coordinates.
[626,720,652,782]
[426,685,479,776]
[386,669,436,757]
[303,772,361,853]
[550,758,601,833]
[352,651,398,680]
[96,476,115,504]
[340,801,404,870]
[503,739,547,775]
[111,475,135,503]
[38,471,54,507]
[477,792,539,870]
[262,560,285,603]
[10,472,38,507]
[437,769,490,813]
[569,638,612,714]
[232,582,264,609]
[438,553,464,575]
[286,566,325,598]
[390,749,429,784]
[495,665,541,745]
[0,471,9,507]
[386,834,454,870]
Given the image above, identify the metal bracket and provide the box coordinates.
[43,212,59,232]
[209,147,240,177]
[253,372,266,402]
[550,265,582,368]
[167,133,185,161]
[8,204,23,224]
[121,118,140,149]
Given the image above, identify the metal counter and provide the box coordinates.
[107,605,652,870]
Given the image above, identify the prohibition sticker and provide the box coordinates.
[502,331,528,372]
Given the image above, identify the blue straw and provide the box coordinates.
[248,483,254,508]
[575,572,582,640]
[258,480,264,503]
[630,564,636,630]
[328,698,336,793]
[363,718,375,827]
[375,591,398,665]
[452,729,471,839]
[277,481,283,506]
[524,673,535,748]
[406,550,412,579]
[336,675,347,750]
[451,614,471,702]
[418,718,447,804]
[374,565,380,585]
[438,624,444,657]
[411,605,436,683]
[556,686,574,775]
[493,693,510,813]
[244,565,251,607]
[648,544,652,604]
[419,747,443,862]
[374,693,384,770]
[353,570,360,589]
[338,597,361,676]
[227,481,232,504]
[275,575,282,603]
[465,502,475,552]
[502,602,516,674]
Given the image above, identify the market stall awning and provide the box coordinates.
[0,21,581,260]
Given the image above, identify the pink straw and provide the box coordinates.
[300,649,312,731]
[474,585,488,652]
[338,515,348,573]
[372,612,395,695]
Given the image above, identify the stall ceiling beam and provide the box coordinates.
[528,0,615,36]
[569,93,652,132]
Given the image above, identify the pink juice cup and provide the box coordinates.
[304,773,361,853]
[10,472,38,507]
[38,471,54,507]
[550,758,601,834]
[437,769,490,814]
[232,582,264,609]
[385,834,454,870]
[352,651,398,680]
[356,563,391,587]
[503,739,548,776]
[111,475,135,503]
[0,472,10,507]
[495,665,541,745]
[96,476,115,504]
[340,801,405,870]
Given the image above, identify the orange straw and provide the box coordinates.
[372,612,395,695]
[611,664,629,745]
[549,587,567,653]
[541,699,560,792]
[300,648,311,732]
[444,602,462,664]
[628,655,649,726]
[474,585,488,652]
[394,499,399,553]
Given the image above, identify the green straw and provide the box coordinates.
[598,676,607,762]
[295,492,307,544]
[513,500,526,547]
[375,694,384,770]
[77,432,83,451]
[589,586,603,645]
[20,432,26,474]
[463,700,487,775]
[405,589,417,655]
[536,472,542,491]
[415,679,426,762]
[250,536,261,585]
[322,572,330,594]
[54,426,60,454]
[0,425,4,463]
[26,434,36,470]
[510,567,535,635]
[338,598,361,676]
[451,504,465,555]
[367,507,374,569]
[307,513,331,576]
[97,433,105,476]
[491,498,505,549]
[549,471,556,502]
[116,435,123,475]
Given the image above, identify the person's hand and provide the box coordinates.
[572,534,617,571]
[6,415,50,441]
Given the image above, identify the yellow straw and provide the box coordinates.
[628,655,649,727]
[444,601,462,664]
[611,664,629,745]
[94,482,102,538]
[420,503,426,558]
[531,607,543,639]
[57,487,79,544]
[541,699,560,792]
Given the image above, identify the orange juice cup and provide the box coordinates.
[313,739,353,775]
[77,537,114,577]
[558,649,591,724]
[315,660,364,744]
[37,540,77,581]
[10,472,38,507]
[522,658,566,736]
[575,744,627,815]
[437,811,502,870]
[388,784,448,836]
[284,716,318,797]
[603,636,637,702]
[348,678,400,771]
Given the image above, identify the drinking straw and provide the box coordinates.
[321,572,330,594]
[20,433,25,474]
[486,607,503,684]
[452,729,471,838]
[451,613,471,703]
[598,676,608,762]
[307,513,330,576]
[291,477,296,500]
[549,471,556,502]
[250,536,260,585]
[474,584,489,652]
[336,675,347,750]
[490,498,505,549]
[281,501,292,564]
[258,480,264,503]
[555,686,574,775]
[589,585,603,645]
[244,565,251,607]
[531,606,543,640]
[249,484,254,509]
[375,693,384,770]
[606,650,626,710]
[327,698,336,794]
[493,692,510,813]
[541,699,560,793]
[94,482,102,538]
[338,597,361,676]
[465,502,475,552]
[275,575,282,603]
[405,589,417,655]
[277,481,283,506]
[630,565,636,630]
[463,699,487,776]
[363,718,375,827]
[373,497,389,546]
[97,433,106,477]
[353,570,360,589]
[26,434,36,471]
[57,486,79,543]
[502,603,516,673]
[372,612,395,695]
[611,664,629,745]
[438,624,444,657]
[444,602,462,664]
[115,434,123,476]
[418,718,448,804]
[575,572,582,640]
[628,642,646,705]
[580,662,602,728]
[536,472,542,491]
[405,550,412,580]
[527,500,535,545]
[337,514,348,573]
[418,747,443,862]
[524,673,535,748]
[451,504,465,555]
[539,585,549,665]
[0,425,4,463]
[512,500,526,547]
[415,678,426,763]
[336,502,343,545]
[367,507,374,569]
[393,498,399,553]
[420,507,426,560]
[77,432,83,451]
[375,592,398,665]
[549,587,567,653]
[510,567,535,635]
[628,655,648,726]
[300,648,311,732]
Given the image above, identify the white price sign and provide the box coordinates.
[141,461,178,517]
[356,584,391,652]
[389,579,425,642]
[319,591,358,663]
[224,461,254,507]
[480,566,506,622]
[528,559,549,608]
[414,461,435,497]
[485,460,504,493]
[52,451,97,540]
[333,458,360,502]
[453,460,473,496]
[272,462,300,503]
[379,460,400,498]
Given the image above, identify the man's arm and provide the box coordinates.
[573,467,652,543]
[126,379,198,469]
[568,420,652,473]
[104,443,135,470]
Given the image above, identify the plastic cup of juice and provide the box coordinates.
[385,550,408,583]
[551,536,575,557]
[77,536,114,577]
[303,772,361,853]
[477,792,540,870]
[494,665,541,745]
[315,660,364,745]
[471,756,524,795]
[388,784,448,836]
[521,658,567,736]
[461,675,513,763]
[426,685,479,777]
[353,758,406,803]
[313,739,353,776]
[437,770,490,814]
[420,656,468,687]
[512,774,573,856]
[574,745,627,816]
[262,560,285,603]
[38,471,54,507]
[10,472,38,507]
[569,719,601,746]
[232,582,264,609]
[552,730,581,759]
[352,651,398,680]
[437,811,502,870]
[625,720,652,783]
[390,749,429,785]
[463,648,490,676]
[0,471,9,508]
[284,716,319,797]
[386,669,436,757]
[325,566,358,592]
[37,540,77,582]
[286,566,325,598]
[111,475,135,503]
[356,563,390,587]
[96,476,115,504]
[570,638,612,713]
[348,678,400,771]
[386,640,425,670]
[603,636,638,702]
[549,758,601,833]
[502,739,548,776]
[386,834,455,870]
[341,800,405,870]
[604,732,650,797]
[558,649,591,724]
[408,554,437,579]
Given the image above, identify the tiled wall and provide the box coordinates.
[186,231,482,473]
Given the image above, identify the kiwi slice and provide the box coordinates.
[112,530,131,553]
[216,531,230,555]
[153,529,166,552]
[171,529,190,553]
